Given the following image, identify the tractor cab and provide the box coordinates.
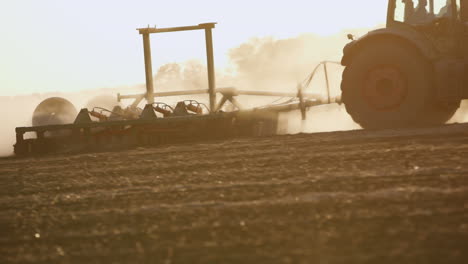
[391,0,460,24]
[388,0,464,55]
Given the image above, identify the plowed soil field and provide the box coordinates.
[1,124,468,263]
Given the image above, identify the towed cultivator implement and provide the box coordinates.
[14,23,339,156]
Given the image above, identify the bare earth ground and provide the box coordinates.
[1,124,468,263]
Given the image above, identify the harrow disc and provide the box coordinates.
[32,97,77,126]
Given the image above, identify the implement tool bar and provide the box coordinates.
[138,23,215,34]
[118,88,329,101]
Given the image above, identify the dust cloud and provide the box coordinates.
[153,60,209,92]
[278,104,361,135]
[449,100,468,124]
[0,95,39,156]
[222,31,366,134]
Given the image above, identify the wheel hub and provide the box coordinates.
[363,66,407,111]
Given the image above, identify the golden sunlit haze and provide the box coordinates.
[0,0,388,96]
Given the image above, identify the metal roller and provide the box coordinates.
[32,97,77,126]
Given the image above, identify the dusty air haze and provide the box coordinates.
[2,2,468,263]
[0,0,466,155]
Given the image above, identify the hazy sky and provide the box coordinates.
[0,0,387,96]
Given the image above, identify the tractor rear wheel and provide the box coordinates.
[341,40,459,129]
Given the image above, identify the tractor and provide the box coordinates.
[341,0,468,128]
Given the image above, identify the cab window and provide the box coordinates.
[394,0,460,24]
